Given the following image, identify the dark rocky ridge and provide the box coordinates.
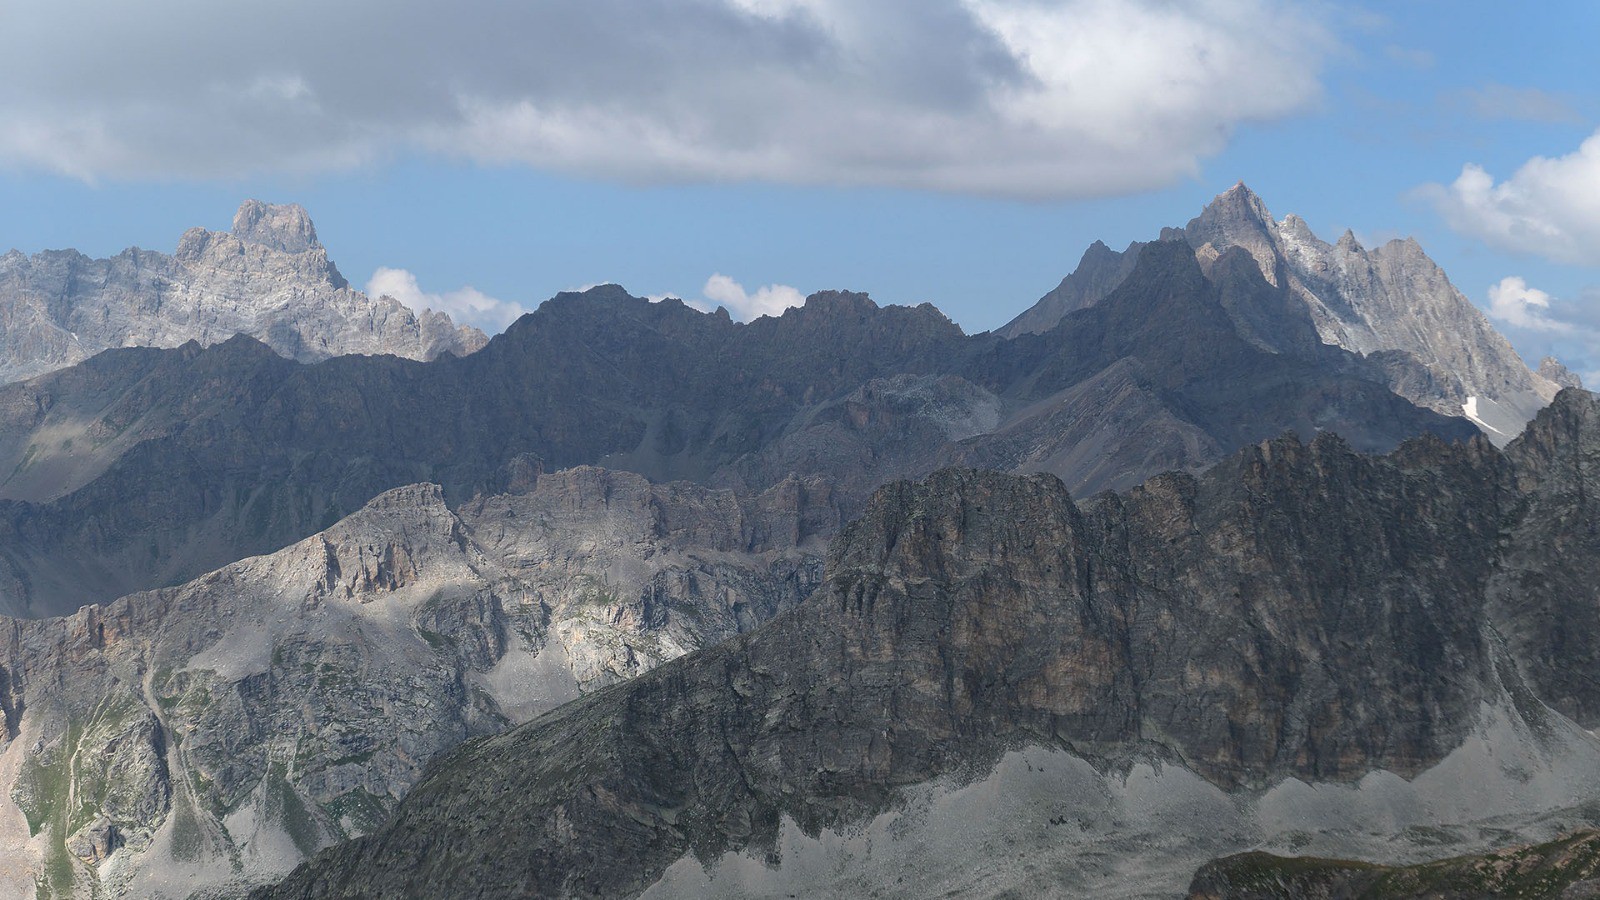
[258,390,1600,900]
[0,240,1470,617]
[995,238,1146,339]
[1187,830,1600,899]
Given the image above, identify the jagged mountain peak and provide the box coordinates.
[232,198,322,253]
[0,201,488,384]
[1540,356,1584,390]
[1003,184,1560,442]
[797,288,878,312]
[1210,181,1273,220]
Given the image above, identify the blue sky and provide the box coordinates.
[0,1,1595,380]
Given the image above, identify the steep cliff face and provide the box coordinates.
[1002,184,1563,443]
[0,201,485,384]
[258,394,1600,900]
[0,469,839,898]
[1491,389,1600,725]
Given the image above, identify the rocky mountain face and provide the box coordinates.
[256,389,1600,900]
[0,241,1470,618]
[0,200,485,384]
[1002,184,1564,444]
[0,467,840,898]
[1542,356,1586,391]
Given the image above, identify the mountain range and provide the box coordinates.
[0,185,1593,899]
[0,211,1474,618]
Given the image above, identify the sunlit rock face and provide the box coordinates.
[0,469,840,898]
[0,200,485,385]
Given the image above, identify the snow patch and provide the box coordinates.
[1462,395,1515,442]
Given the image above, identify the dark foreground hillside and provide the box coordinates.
[259,390,1600,900]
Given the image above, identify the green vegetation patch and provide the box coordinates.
[265,761,322,857]
[323,788,392,838]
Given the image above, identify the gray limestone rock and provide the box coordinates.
[1541,356,1585,390]
[0,468,839,897]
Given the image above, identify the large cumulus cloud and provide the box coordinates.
[0,0,1330,198]
[1422,130,1600,266]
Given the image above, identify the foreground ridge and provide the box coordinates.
[259,391,1600,899]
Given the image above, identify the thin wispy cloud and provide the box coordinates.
[1458,84,1582,124]
[0,0,1331,199]
[1421,130,1600,265]
[366,267,528,333]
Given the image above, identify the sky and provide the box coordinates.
[0,0,1595,381]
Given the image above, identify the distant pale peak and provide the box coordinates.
[232,199,321,254]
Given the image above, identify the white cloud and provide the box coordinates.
[1422,130,1600,265]
[366,267,528,333]
[694,274,807,321]
[1486,276,1571,333]
[0,0,1331,199]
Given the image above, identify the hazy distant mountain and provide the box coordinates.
[1002,183,1565,444]
[0,240,1468,618]
[259,389,1600,900]
[0,200,485,384]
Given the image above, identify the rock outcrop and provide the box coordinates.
[1541,356,1585,391]
[257,390,1600,900]
[0,200,485,384]
[0,469,840,898]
